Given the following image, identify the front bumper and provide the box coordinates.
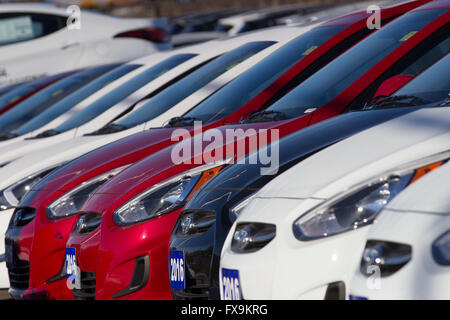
[5,204,76,300]
[94,208,182,300]
[349,211,450,300]
[0,208,14,289]
[169,217,217,300]
[220,220,371,299]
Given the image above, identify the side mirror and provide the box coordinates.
[372,74,415,102]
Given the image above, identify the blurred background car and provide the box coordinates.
[215,3,332,35]
[0,3,171,88]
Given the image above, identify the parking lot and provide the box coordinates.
[0,0,448,303]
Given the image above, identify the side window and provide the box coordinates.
[348,23,450,110]
[0,13,66,46]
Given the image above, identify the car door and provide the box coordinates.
[0,11,83,87]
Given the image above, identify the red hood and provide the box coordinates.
[33,127,191,193]
[90,120,290,195]
[33,120,288,195]
[79,118,301,215]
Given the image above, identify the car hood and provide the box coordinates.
[94,121,285,194]
[80,121,288,213]
[28,127,187,193]
[0,130,135,192]
[256,107,450,200]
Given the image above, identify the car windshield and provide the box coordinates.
[0,66,111,135]
[374,53,450,107]
[264,8,448,119]
[0,82,25,96]
[0,73,66,112]
[52,54,196,133]
[111,41,275,129]
[13,63,140,136]
[178,25,348,124]
[396,54,450,101]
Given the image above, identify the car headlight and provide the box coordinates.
[0,166,61,211]
[293,158,447,241]
[432,230,450,266]
[46,166,128,219]
[114,163,226,226]
[229,193,257,223]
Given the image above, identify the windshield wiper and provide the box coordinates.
[0,132,18,141]
[86,123,129,136]
[364,95,428,110]
[166,116,201,127]
[244,110,287,123]
[27,129,61,139]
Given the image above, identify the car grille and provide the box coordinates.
[72,271,96,300]
[8,259,30,290]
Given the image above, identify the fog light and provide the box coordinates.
[11,207,36,227]
[432,230,450,266]
[360,240,412,277]
[76,212,102,235]
[177,210,216,236]
[231,223,276,253]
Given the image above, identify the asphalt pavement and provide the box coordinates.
[0,289,11,300]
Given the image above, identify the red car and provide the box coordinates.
[6,0,441,300]
[0,72,74,116]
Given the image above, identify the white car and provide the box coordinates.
[219,106,450,300]
[0,24,310,289]
[349,160,450,300]
[0,3,171,88]
[216,3,322,35]
[278,1,382,25]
